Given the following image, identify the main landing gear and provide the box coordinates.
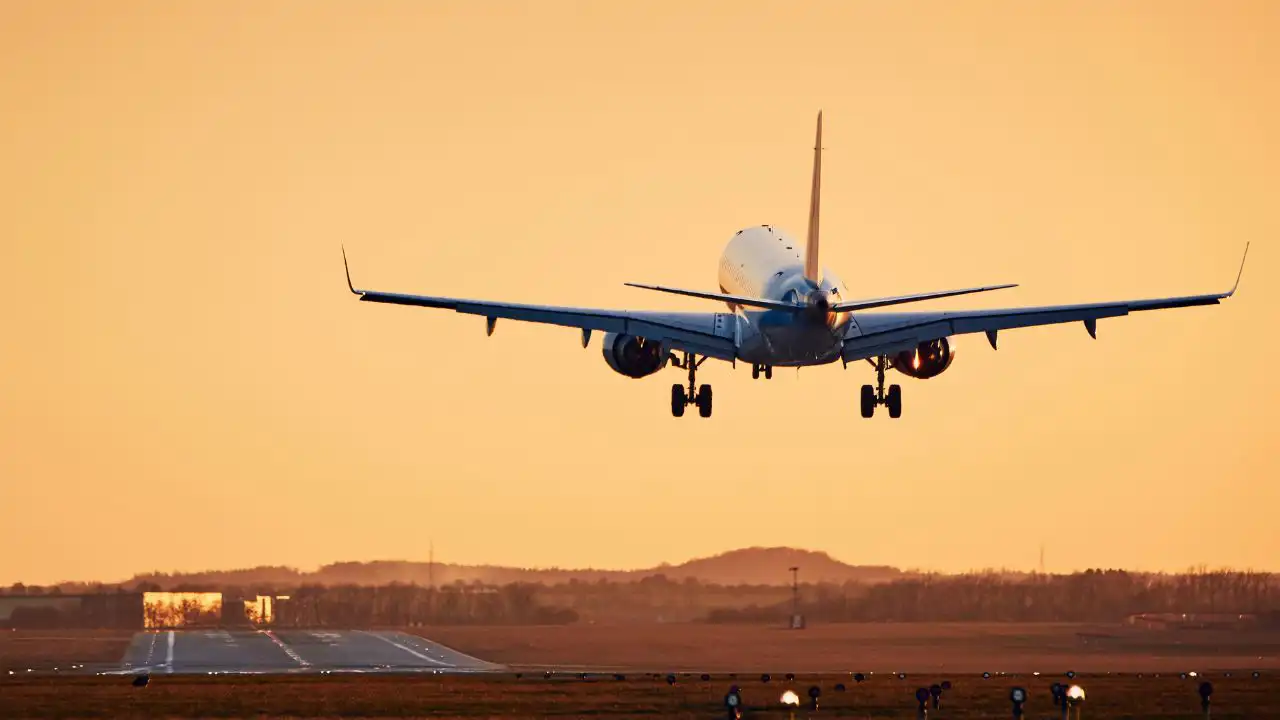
[750,363,773,380]
[670,352,712,418]
[860,355,902,419]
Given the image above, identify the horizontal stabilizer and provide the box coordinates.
[832,283,1018,312]
[624,282,803,312]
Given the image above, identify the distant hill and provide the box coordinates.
[656,547,901,586]
[117,547,904,591]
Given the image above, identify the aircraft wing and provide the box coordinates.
[841,246,1248,363]
[344,251,738,361]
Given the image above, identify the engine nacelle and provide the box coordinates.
[601,332,667,379]
[891,337,955,379]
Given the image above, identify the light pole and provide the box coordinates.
[789,566,800,628]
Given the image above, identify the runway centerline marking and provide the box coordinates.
[360,631,449,666]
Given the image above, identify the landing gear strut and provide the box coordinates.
[750,363,773,380]
[860,355,902,419]
[670,352,712,418]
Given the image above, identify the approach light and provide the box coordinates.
[853,673,865,683]
[834,682,846,692]
[1066,684,1085,702]
[780,690,800,706]
[1199,681,1214,699]
[941,680,952,691]
[761,673,771,683]
[1010,687,1027,703]
[983,672,991,679]
[1189,671,1199,678]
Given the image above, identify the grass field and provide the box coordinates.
[2,672,1276,718]
[0,629,134,667]
[410,622,1280,674]
[3,623,1278,718]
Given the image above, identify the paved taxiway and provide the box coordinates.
[115,630,502,674]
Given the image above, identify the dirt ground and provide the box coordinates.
[2,672,1276,719]
[410,622,1280,674]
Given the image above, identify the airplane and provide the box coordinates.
[343,112,1248,419]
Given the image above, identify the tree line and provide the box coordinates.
[5,569,1277,627]
[704,569,1280,624]
[267,582,578,627]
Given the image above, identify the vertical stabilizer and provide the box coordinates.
[804,111,823,284]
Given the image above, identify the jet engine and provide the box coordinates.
[891,337,955,379]
[601,332,667,378]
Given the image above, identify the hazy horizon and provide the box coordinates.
[2,1,1278,586]
[11,544,1279,589]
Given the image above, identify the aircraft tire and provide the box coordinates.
[697,384,713,418]
[671,384,686,417]
[887,384,902,418]
[860,385,875,418]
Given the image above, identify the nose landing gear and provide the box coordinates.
[750,363,773,380]
[670,352,712,418]
[860,355,902,419]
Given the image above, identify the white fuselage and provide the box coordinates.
[717,225,853,366]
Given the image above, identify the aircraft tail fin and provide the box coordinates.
[804,111,823,285]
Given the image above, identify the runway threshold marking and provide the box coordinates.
[359,631,449,666]
[262,630,311,667]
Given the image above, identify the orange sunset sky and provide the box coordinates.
[1,1,1277,586]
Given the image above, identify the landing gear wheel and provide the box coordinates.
[670,384,686,417]
[764,366,773,380]
[860,385,876,418]
[886,384,902,419]
[752,365,760,380]
[696,384,713,418]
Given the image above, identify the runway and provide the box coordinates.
[114,630,503,674]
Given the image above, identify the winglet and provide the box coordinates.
[342,245,360,295]
[1227,242,1249,296]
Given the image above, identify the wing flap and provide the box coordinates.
[345,248,738,361]
[844,294,1226,363]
